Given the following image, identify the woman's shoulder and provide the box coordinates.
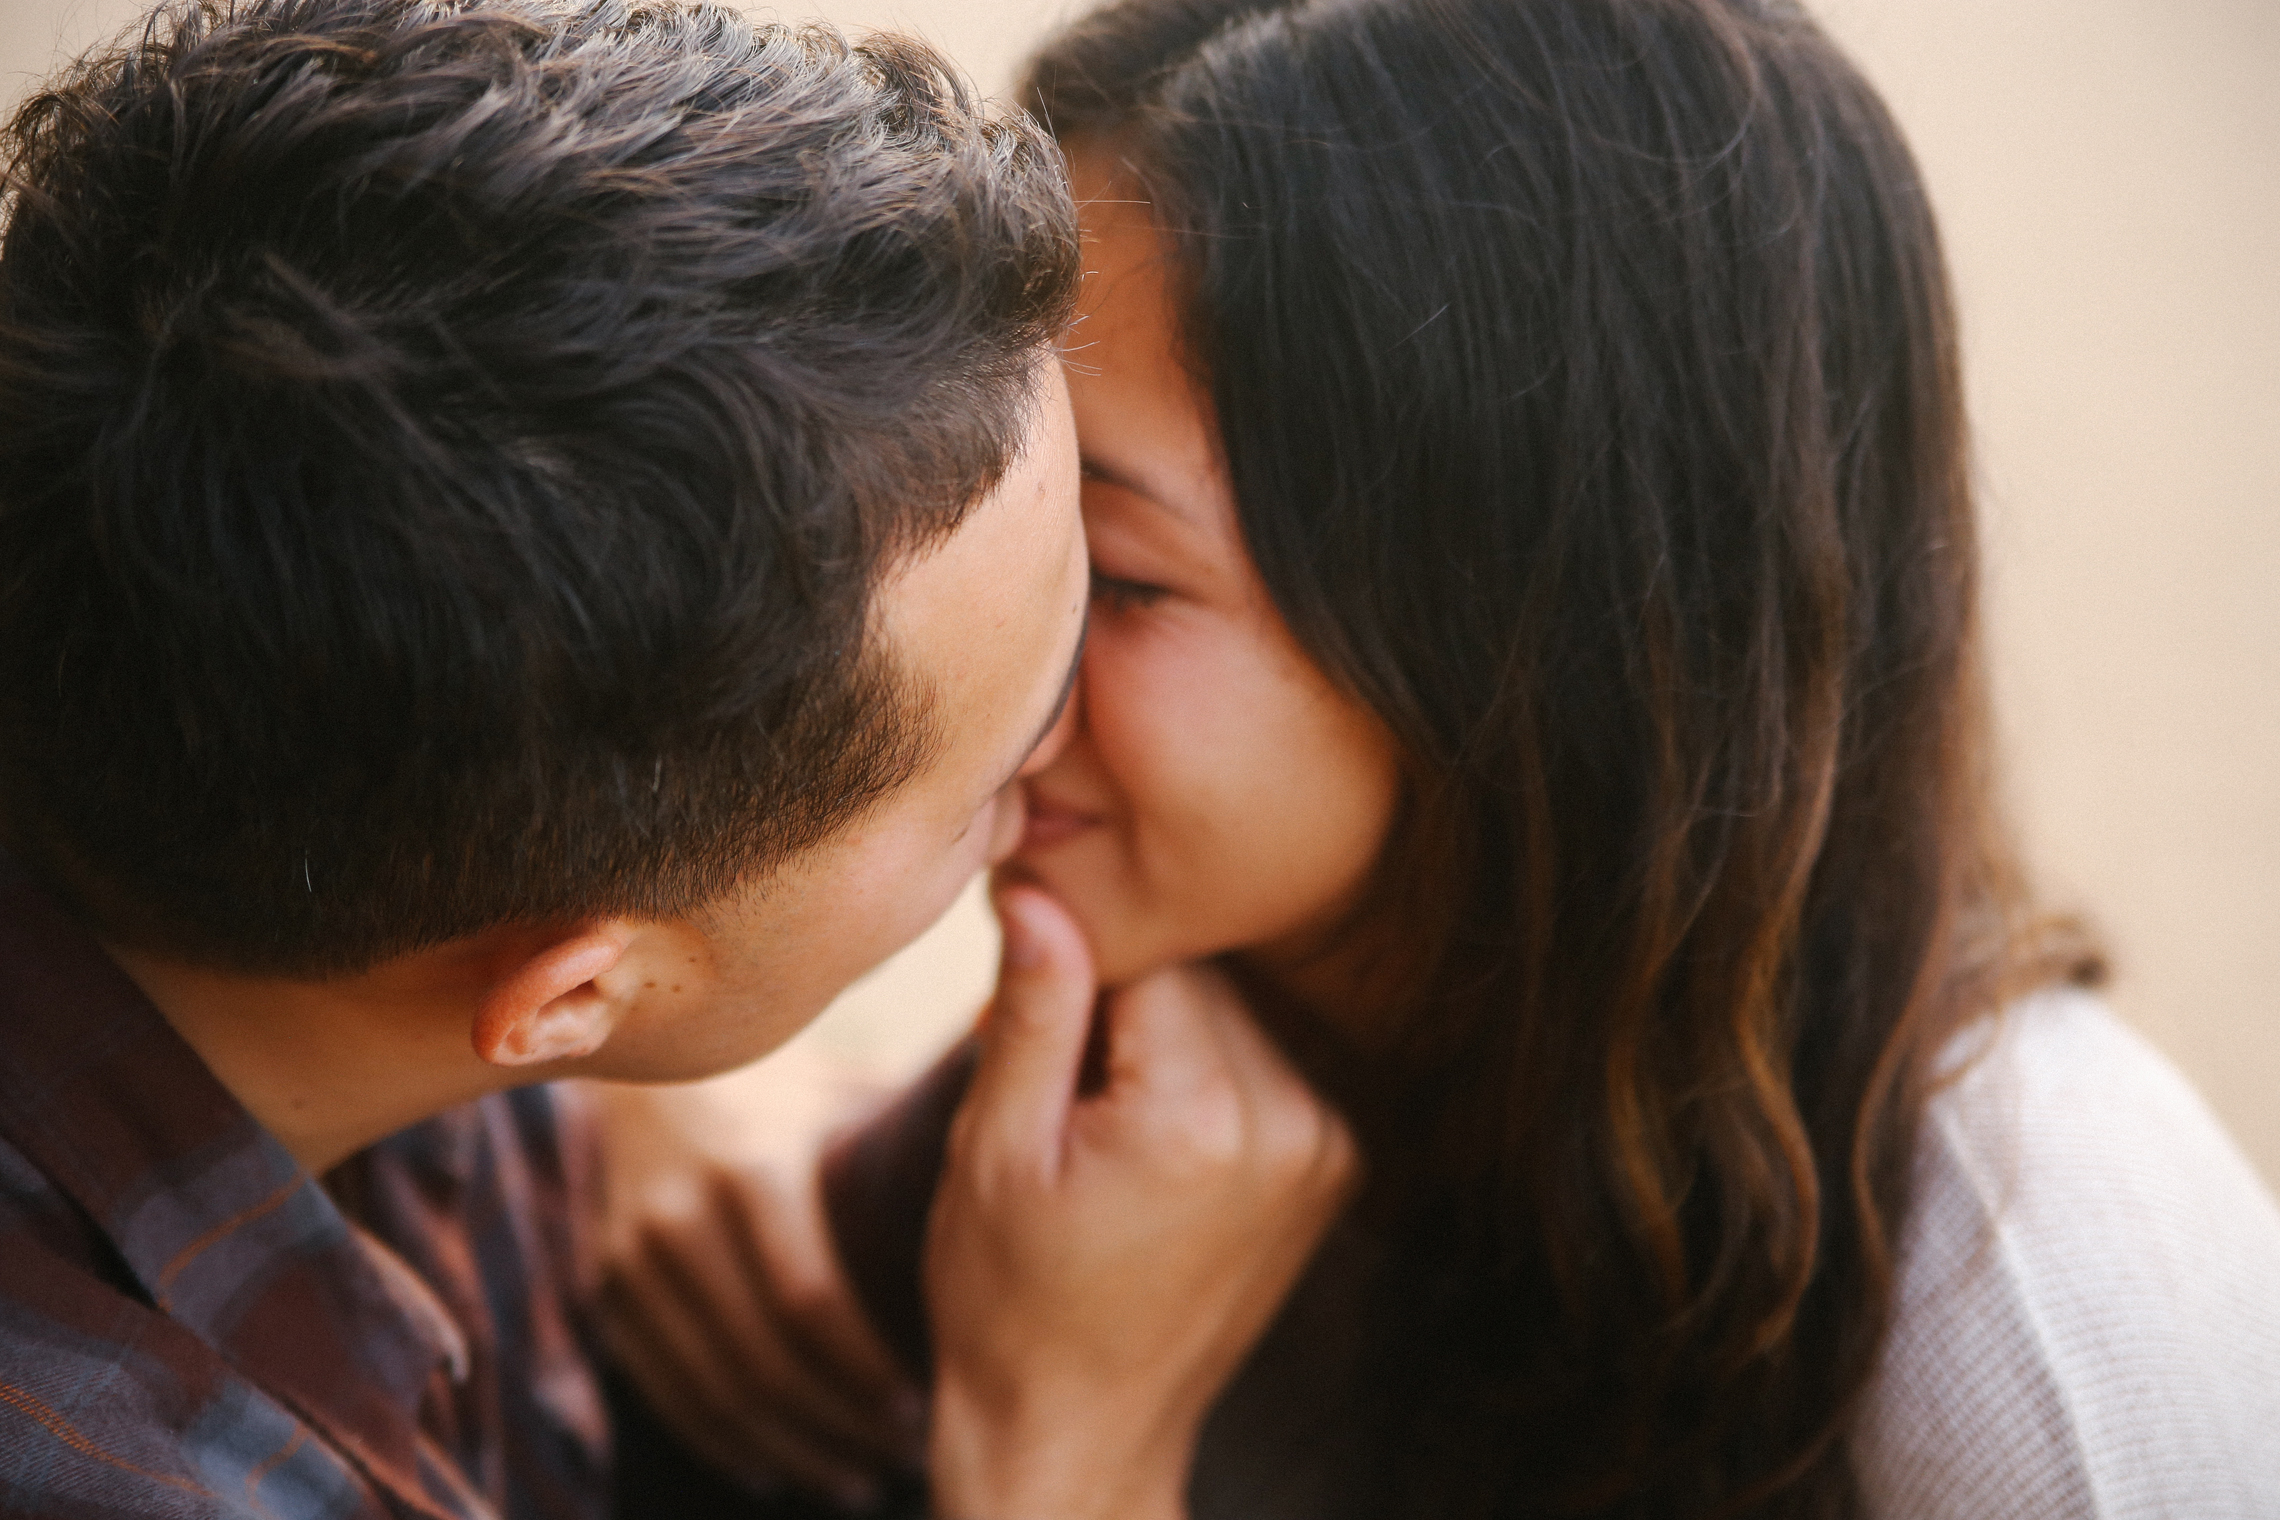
[1855,987,2280,1518]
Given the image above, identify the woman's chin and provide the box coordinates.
[989,858,1188,990]
[1090,938,1190,991]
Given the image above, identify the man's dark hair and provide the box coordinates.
[0,0,1078,973]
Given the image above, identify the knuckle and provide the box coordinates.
[986,1143,1057,1201]
[1259,1095,1355,1188]
[986,982,1047,1034]
[722,1156,789,1205]
[943,1098,982,1159]
[636,1172,709,1233]
[1127,958,1220,1014]
[771,1265,840,1326]
[941,1120,1041,1207]
[1143,1082,1247,1171]
[627,1217,680,1270]
[1178,958,1241,1006]
[992,961,1088,1027]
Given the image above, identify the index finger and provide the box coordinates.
[956,884,1099,1174]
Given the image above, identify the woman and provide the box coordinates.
[609,0,2280,1513]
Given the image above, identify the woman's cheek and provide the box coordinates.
[1090,618,1321,950]
[1064,622,1227,956]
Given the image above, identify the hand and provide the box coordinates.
[588,1055,924,1509]
[924,886,1360,1520]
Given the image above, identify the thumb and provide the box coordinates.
[961,883,1099,1169]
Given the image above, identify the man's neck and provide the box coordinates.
[102,940,524,1175]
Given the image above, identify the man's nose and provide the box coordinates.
[1015,666,1083,779]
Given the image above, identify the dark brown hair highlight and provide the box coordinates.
[1027,0,2098,1513]
[0,0,1079,972]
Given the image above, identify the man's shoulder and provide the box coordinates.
[0,1132,387,1520]
[0,1081,608,1520]
[1856,988,2280,1518]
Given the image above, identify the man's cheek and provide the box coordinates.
[984,788,1026,866]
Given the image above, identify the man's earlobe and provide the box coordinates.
[472,924,639,1068]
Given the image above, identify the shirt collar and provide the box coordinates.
[0,857,463,1517]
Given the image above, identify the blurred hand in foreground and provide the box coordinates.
[925,885,1359,1520]
[591,879,1356,1520]
[589,1049,921,1510]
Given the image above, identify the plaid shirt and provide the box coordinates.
[0,858,612,1519]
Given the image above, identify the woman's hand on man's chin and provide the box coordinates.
[924,884,1360,1520]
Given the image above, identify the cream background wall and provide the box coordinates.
[3,0,2273,1187]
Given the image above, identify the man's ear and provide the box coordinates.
[472,922,641,1068]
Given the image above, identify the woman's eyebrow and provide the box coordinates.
[1080,454,1198,524]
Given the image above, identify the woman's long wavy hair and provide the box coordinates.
[1027,0,2097,1514]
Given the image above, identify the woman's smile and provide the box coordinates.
[1015,786,1104,852]
[982,149,1403,992]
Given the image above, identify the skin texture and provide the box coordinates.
[105,348,1355,1520]
[924,885,1356,1520]
[593,1058,932,1507]
[1010,154,1404,998]
[588,160,1399,1513]
[592,881,1357,1520]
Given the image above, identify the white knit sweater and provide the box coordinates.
[1855,988,2280,1516]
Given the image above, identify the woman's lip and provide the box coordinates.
[1018,799,1101,851]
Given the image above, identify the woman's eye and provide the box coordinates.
[1089,569,1169,611]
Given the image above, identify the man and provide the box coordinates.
[0,2,1354,1517]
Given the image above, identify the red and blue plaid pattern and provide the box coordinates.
[0,860,611,1519]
